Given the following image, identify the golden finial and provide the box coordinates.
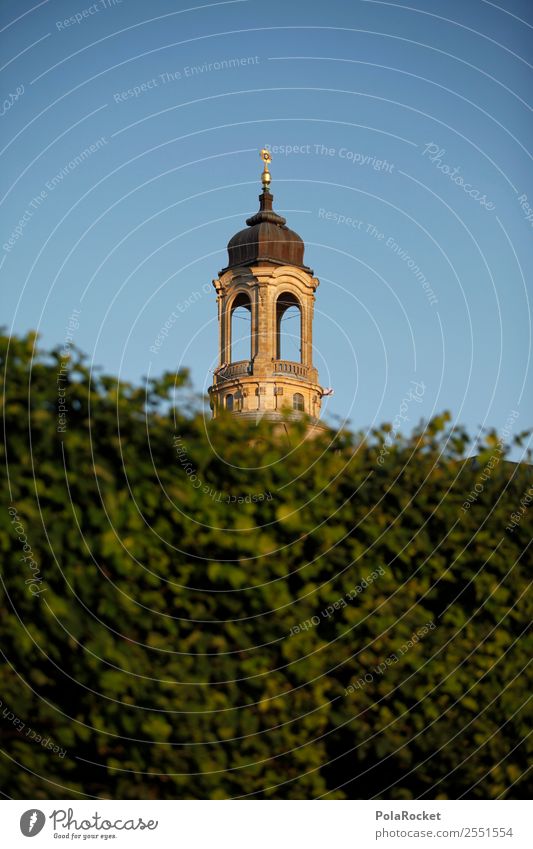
[260,148,272,190]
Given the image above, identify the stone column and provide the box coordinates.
[221,294,231,364]
[252,282,271,374]
[216,292,224,366]
[301,296,314,367]
[250,284,259,360]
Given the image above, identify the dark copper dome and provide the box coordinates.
[224,189,307,271]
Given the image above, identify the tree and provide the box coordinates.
[1,331,531,799]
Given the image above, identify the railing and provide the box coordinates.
[215,359,309,380]
[216,360,251,379]
[272,359,309,378]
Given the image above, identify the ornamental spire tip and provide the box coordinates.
[260,148,272,190]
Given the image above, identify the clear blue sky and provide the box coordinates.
[2,0,532,449]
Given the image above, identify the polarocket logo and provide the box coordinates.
[20,809,46,836]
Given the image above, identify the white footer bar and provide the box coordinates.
[3,799,530,847]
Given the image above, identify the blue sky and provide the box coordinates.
[2,0,532,448]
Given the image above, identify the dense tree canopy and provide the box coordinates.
[1,331,531,799]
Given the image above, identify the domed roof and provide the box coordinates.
[223,189,308,271]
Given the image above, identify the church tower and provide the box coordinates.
[208,151,325,432]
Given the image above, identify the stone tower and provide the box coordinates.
[208,151,325,431]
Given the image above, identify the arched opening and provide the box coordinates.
[225,393,234,411]
[276,292,302,362]
[230,291,252,363]
[293,392,305,412]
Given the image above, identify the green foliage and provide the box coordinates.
[0,331,531,799]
